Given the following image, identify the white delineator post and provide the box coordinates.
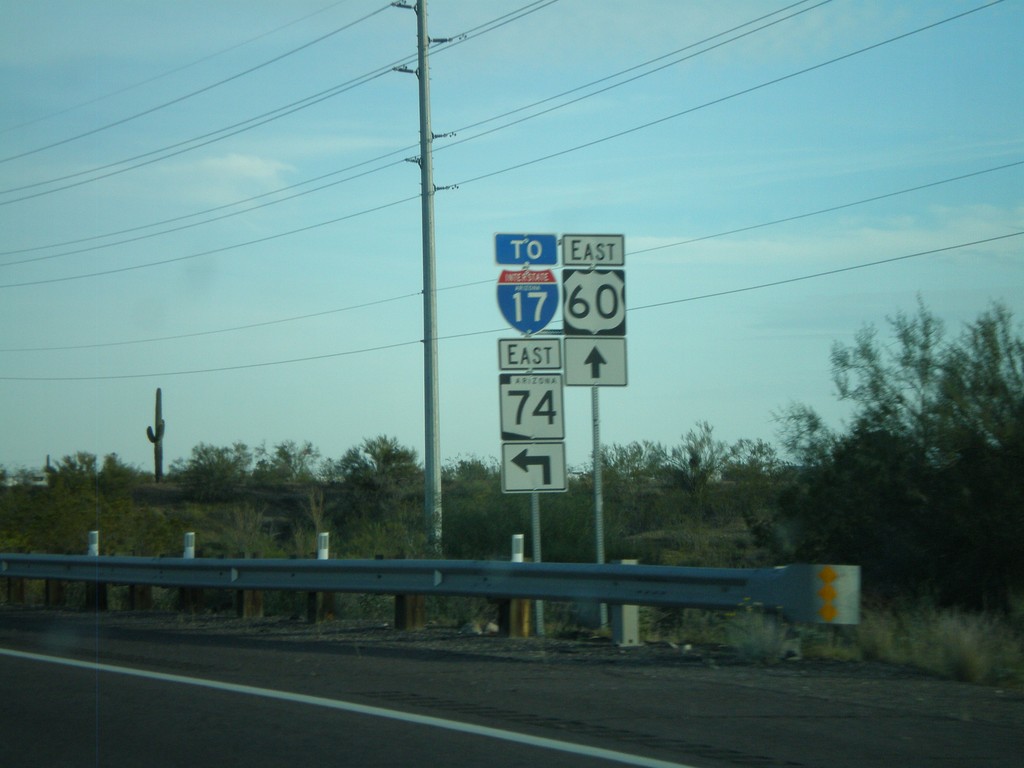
[183,532,195,559]
[87,530,99,556]
[317,532,330,560]
[511,534,524,563]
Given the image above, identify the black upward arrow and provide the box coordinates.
[584,346,607,379]
[511,448,551,485]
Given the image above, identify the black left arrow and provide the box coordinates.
[511,448,551,485]
[584,346,607,379]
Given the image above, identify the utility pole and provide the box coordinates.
[396,0,442,549]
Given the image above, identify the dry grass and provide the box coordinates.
[851,606,1024,686]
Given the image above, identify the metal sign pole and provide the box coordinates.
[530,491,545,636]
[592,385,608,627]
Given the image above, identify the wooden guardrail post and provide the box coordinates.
[6,576,26,604]
[395,594,425,630]
[235,551,264,619]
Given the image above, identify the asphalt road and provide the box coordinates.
[1,607,1022,768]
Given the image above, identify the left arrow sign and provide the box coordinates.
[511,448,551,484]
[501,442,567,493]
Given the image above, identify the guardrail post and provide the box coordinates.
[85,531,107,611]
[45,576,64,607]
[307,533,334,623]
[395,594,426,630]
[7,575,26,604]
[611,559,640,647]
[236,552,264,619]
[497,535,531,637]
[178,533,203,613]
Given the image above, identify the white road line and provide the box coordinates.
[1,646,700,768]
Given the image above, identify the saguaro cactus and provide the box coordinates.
[146,388,166,483]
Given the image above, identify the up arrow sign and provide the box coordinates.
[566,338,627,386]
[583,346,607,379]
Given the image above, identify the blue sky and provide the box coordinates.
[1,0,1021,477]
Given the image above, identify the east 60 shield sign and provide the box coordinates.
[497,269,558,335]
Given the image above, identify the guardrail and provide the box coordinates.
[0,554,859,626]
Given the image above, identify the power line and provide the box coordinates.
[0,0,357,135]
[0,4,394,165]
[628,160,1024,256]
[0,1,558,204]
[0,194,419,289]
[3,1,999,280]
[2,232,1018,381]
[2,152,1015,296]
[630,231,1024,313]
[0,0,821,255]
[451,1,1006,189]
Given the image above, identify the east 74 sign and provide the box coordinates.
[562,269,626,336]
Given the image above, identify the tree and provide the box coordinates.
[170,442,252,502]
[329,436,423,555]
[670,421,728,517]
[601,441,673,535]
[252,440,321,485]
[771,301,1024,609]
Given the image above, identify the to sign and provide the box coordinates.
[497,269,559,335]
[499,373,564,441]
[562,269,626,336]
[562,234,624,267]
[501,442,567,493]
[495,234,558,266]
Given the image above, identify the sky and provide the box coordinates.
[1,0,1021,481]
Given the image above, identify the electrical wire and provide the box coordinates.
[0,0,559,203]
[2,231,1018,381]
[2,1,990,279]
[0,0,356,135]
[0,0,819,261]
[0,4,394,165]
[0,194,420,288]
[2,157,1019,348]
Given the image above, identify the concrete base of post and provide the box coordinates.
[497,598,531,638]
[395,594,425,630]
